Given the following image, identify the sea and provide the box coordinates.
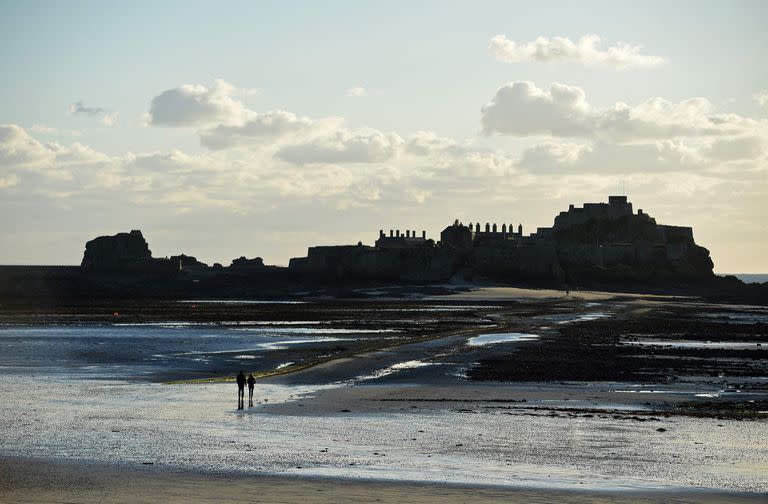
[718,273,768,284]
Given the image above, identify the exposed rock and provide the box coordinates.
[230,256,265,269]
[81,230,151,269]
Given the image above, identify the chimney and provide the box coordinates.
[492,223,497,233]
[396,230,400,237]
[485,223,490,233]
[379,230,384,238]
[406,230,410,238]
[389,229,393,237]
[422,230,426,239]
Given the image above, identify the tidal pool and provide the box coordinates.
[467,333,540,346]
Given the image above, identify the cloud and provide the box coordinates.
[346,87,367,97]
[0,124,56,169]
[69,101,105,117]
[101,112,118,126]
[517,140,703,174]
[405,131,462,156]
[481,81,761,141]
[277,129,403,165]
[518,135,766,176]
[489,34,666,69]
[200,111,341,150]
[68,101,118,127]
[147,79,249,127]
[754,90,768,108]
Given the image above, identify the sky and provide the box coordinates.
[0,0,766,272]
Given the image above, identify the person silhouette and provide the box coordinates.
[247,373,256,407]
[236,370,246,410]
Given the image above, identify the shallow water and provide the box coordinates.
[0,324,401,380]
[626,340,765,350]
[467,333,540,346]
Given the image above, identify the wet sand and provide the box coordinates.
[1,458,763,504]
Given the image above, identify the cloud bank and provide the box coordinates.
[481,81,760,142]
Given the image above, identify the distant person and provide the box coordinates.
[247,373,256,407]
[236,370,246,410]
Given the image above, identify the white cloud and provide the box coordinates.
[101,112,118,126]
[346,87,367,97]
[0,124,53,169]
[754,90,768,108]
[518,140,703,174]
[68,101,105,117]
[489,34,666,69]
[481,81,761,141]
[68,101,117,127]
[405,131,462,156]
[200,110,341,150]
[147,79,249,127]
[277,129,404,165]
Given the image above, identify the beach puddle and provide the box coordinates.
[356,360,434,381]
[626,340,765,350]
[467,333,539,346]
[697,310,768,324]
[177,300,307,304]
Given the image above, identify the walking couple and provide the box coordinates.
[236,370,256,410]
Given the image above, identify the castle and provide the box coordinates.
[288,196,713,282]
[0,196,718,301]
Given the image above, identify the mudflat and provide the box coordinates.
[0,288,766,500]
[0,458,764,504]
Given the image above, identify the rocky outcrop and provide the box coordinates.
[230,256,265,269]
[81,230,152,269]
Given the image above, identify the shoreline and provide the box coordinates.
[1,456,765,504]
